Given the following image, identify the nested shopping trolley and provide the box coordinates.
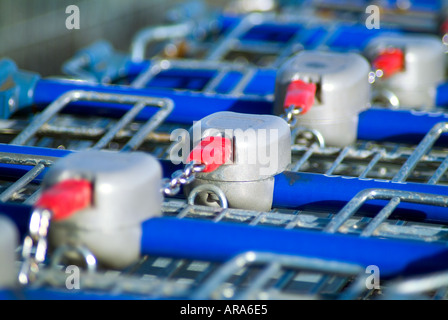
[2,1,448,300]
[1,66,448,300]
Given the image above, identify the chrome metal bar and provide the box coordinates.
[384,271,448,299]
[0,162,46,202]
[325,146,351,175]
[121,98,173,152]
[91,101,147,150]
[234,262,281,299]
[192,251,364,300]
[131,60,171,89]
[202,69,230,93]
[324,189,448,234]
[428,156,448,185]
[230,67,257,96]
[130,22,194,62]
[291,144,318,172]
[24,189,41,205]
[205,13,265,61]
[359,150,384,179]
[393,122,448,183]
[360,196,401,237]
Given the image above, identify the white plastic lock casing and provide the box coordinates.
[184,111,291,211]
[0,216,18,288]
[365,34,446,109]
[274,50,371,147]
[45,150,163,269]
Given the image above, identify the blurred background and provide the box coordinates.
[0,0,225,76]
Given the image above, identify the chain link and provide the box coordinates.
[161,161,206,196]
[18,208,52,285]
[281,105,302,128]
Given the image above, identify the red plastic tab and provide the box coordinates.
[187,136,232,173]
[35,179,93,221]
[441,19,448,34]
[372,48,404,78]
[283,80,316,114]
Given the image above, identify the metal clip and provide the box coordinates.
[161,161,206,196]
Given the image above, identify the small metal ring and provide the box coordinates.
[292,126,325,148]
[371,88,400,109]
[187,184,228,209]
[50,244,97,273]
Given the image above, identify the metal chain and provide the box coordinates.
[281,105,302,128]
[161,161,206,196]
[18,208,52,285]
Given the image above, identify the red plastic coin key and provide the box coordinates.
[35,179,93,221]
[187,136,232,173]
[372,48,404,78]
[283,79,316,115]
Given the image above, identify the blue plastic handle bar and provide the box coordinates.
[358,108,448,145]
[3,198,448,280]
[141,217,448,278]
[0,203,33,240]
[1,143,448,224]
[273,172,448,224]
[435,83,448,107]
[32,79,273,123]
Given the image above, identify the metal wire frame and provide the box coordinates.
[2,156,448,299]
[2,109,448,299]
[130,58,273,99]
[27,250,371,300]
[63,10,399,84]
[381,269,448,300]
[8,90,174,154]
[130,21,198,63]
[24,188,448,300]
[191,251,369,300]
[126,0,444,66]
[128,12,307,67]
[290,122,448,186]
[19,249,369,300]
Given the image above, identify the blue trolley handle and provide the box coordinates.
[140,217,448,278]
[1,143,448,223]
[2,200,448,279]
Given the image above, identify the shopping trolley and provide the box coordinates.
[0,82,448,298]
[63,17,402,81]
[2,143,448,299]
[2,1,448,302]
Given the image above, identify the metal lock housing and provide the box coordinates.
[44,150,163,269]
[365,33,446,109]
[274,50,371,147]
[184,111,291,211]
[0,216,18,288]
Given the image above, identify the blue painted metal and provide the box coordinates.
[140,217,448,278]
[273,172,448,224]
[358,108,448,145]
[0,59,40,119]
